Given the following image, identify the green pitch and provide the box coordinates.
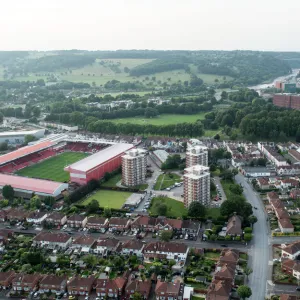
[16,152,89,182]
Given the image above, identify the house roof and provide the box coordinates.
[282,241,300,255]
[220,249,239,264]
[226,215,242,235]
[87,216,107,225]
[215,263,236,280]
[68,276,95,288]
[280,294,299,300]
[275,208,290,219]
[271,199,284,209]
[0,174,67,195]
[97,238,119,248]
[33,232,71,243]
[40,275,67,286]
[96,277,126,290]
[12,273,42,285]
[143,241,188,254]
[109,217,129,226]
[155,281,183,296]
[257,177,269,185]
[67,214,86,222]
[278,218,294,229]
[121,239,144,250]
[267,191,280,200]
[46,212,66,221]
[0,271,15,283]
[126,279,151,296]
[27,211,47,219]
[206,279,232,300]
[182,219,200,231]
[6,209,28,219]
[72,235,96,247]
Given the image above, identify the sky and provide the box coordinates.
[1,0,300,51]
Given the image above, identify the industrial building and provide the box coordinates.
[183,165,210,208]
[273,94,300,110]
[0,129,45,145]
[122,148,147,187]
[64,143,135,185]
[186,145,208,167]
[0,174,68,199]
[275,81,297,93]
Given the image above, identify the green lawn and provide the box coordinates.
[204,251,221,260]
[82,189,132,209]
[154,173,182,190]
[101,174,122,187]
[112,113,207,126]
[149,196,187,218]
[206,208,220,219]
[16,152,89,182]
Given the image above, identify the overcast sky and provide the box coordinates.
[1,0,299,51]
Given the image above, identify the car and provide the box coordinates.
[5,226,11,229]
[166,188,171,191]
[296,287,300,291]
[254,206,258,210]
[220,244,228,247]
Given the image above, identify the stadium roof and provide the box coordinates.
[0,129,44,137]
[65,143,134,172]
[0,140,54,165]
[0,174,68,196]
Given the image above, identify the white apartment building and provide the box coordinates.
[122,148,147,187]
[183,165,210,207]
[186,145,208,167]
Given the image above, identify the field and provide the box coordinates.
[149,196,187,218]
[111,113,207,126]
[0,58,232,86]
[154,173,182,190]
[16,152,89,182]
[82,189,132,209]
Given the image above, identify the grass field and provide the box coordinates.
[0,58,232,87]
[16,152,89,182]
[154,173,182,190]
[111,113,207,126]
[149,196,187,218]
[82,189,132,209]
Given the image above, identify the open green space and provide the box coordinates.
[111,113,207,126]
[149,196,187,218]
[101,174,122,187]
[82,189,132,209]
[154,173,181,190]
[16,152,89,182]
[206,207,221,219]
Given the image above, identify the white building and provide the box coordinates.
[122,148,147,187]
[186,145,208,167]
[120,240,144,257]
[0,129,45,144]
[183,165,210,207]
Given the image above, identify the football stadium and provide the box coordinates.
[0,134,137,199]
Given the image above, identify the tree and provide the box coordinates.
[0,112,3,124]
[214,134,220,140]
[157,204,168,216]
[244,267,253,280]
[87,199,100,213]
[24,134,37,145]
[221,91,228,100]
[103,207,112,218]
[244,233,253,242]
[43,196,55,207]
[237,285,252,299]
[0,142,8,151]
[229,184,243,195]
[144,107,158,118]
[83,254,98,268]
[2,185,14,200]
[244,227,252,233]
[160,230,173,242]
[132,292,143,300]
[188,202,206,218]
[248,215,258,227]
[30,195,41,209]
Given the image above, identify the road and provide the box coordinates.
[235,174,270,300]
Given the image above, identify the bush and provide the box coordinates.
[225,235,232,241]
[244,227,252,233]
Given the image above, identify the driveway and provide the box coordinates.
[235,174,270,300]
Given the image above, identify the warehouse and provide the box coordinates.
[0,174,68,199]
[64,143,135,185]
[0,129,45,145]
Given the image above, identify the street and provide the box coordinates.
[235,174,270,300]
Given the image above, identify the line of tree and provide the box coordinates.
[87,120,204,137]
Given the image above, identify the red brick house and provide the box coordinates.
[280,294,300,300]
[214,263,236,282]
[206,279,232,300]
[45,212,67,226]
[290,189,300,199]
[155,281,184,300]
[95,238,120,255]
[267,191,280,202]
[39,275,67,294]
[86,216,109,232]
[219,249,239,265]
[67,276,95,296]
[131,216,157,232]
[0,271,15,289]
[108,218,131,232]
[257,177,270,190]
[71,235,96,253]
[96,277,127,298]
[12,273,43,293]
[125,279,151,299]
[226,215,242,236]
[6,209,28,222]
[67,214,87,228]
